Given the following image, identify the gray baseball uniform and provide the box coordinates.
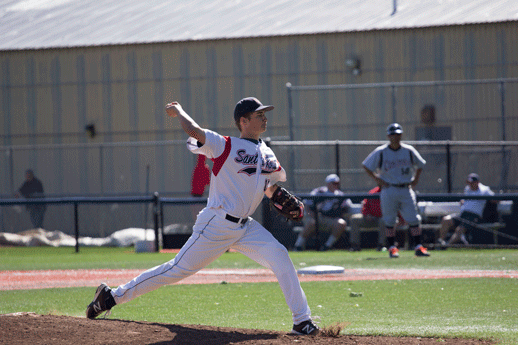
[362,143,426,227]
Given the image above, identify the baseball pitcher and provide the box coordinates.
[86,97,319,336]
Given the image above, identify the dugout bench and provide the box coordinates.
[344,200,513,248]
[161,197,514,250]
[418,200,513,246]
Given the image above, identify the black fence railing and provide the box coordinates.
[1,193,516,252]
[0,195,156,253]
[268,140,518,193]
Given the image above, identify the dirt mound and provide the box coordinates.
[0,313,494,345]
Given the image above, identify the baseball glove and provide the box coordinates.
[270,187,304,222]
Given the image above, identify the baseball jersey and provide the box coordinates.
[461,183,494,217]
[187,129,286,218]
[305,186,352,218]
[362,143,426,185]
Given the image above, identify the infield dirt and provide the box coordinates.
[0,312,495,345]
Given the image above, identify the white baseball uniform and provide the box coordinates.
[362,143,426,227]
[461,183,494,217]
[111,129,312,324]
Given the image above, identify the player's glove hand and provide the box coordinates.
[270,187,304,222]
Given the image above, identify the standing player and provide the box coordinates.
[16,169,46,229]
[362,123,430,258]
[86,97,319,336]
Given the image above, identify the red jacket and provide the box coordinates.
[362,186,406,224]
[191,155,211,196]
[361,186,382,218]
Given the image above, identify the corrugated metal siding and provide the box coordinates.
[286,23,518,143]
[1,22,518,198]
[1,23,518,144]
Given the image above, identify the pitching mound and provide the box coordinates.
[0,313,494,345]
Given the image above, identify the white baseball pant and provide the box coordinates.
[111,207,312,324]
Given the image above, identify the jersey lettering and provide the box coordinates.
[234,150,258,165]
[384,158,411,171]
[237,152,281,176]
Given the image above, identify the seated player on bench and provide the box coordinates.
[436,173,497,247]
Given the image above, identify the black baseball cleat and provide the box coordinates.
[291,319,320,335]
[86,283,116,319]
[415,245,430,257]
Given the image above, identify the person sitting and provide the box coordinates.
[293,174,352,251]
[436,173,496,247]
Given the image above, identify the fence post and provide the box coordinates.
[499,81,508,190]
[335,141,340,177]
[286,82,294,141]
[286,82,296,190]
[500,81,506,141]
[153,192,160,252]
[99,144,104,195]
[391,84,397,123]
[8,148,14,194]
[446,142,452,193]
[160,201,164,245]
[74,202,79,253]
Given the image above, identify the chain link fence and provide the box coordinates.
[268,140,518,194]
[286,78,518,142]
[1,139,517,238]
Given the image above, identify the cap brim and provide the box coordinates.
[255,105,274,112]
[388,130,403,135]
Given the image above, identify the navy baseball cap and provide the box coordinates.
[386,123,403,135]
[467,173,480,182]
[234,97,274,122]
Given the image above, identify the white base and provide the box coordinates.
[297,265,345,275]
[135,240,155,253]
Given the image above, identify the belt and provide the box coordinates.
[390,183,410,188]
[225,214,249,225]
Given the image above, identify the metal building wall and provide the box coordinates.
[1,22,517,198]
[288,22,518,142]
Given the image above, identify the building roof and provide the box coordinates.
[1,0,517,51]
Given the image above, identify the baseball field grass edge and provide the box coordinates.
[1,246,517,271]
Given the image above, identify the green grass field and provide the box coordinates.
[1,246,517,344]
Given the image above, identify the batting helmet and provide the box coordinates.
[386,123,403,135]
